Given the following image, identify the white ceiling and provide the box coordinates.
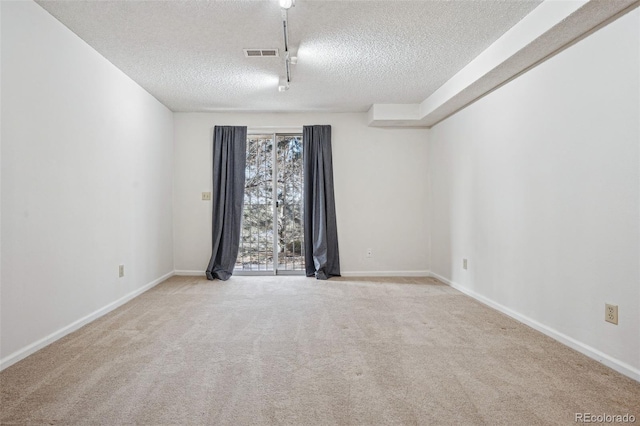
[36,0,543,113]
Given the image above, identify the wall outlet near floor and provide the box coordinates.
[366,248,373,258]
[119,264,125,278]
[202,192,212,201]
[605,303,618,325]
[463,258,468,270]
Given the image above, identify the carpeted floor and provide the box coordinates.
[1,275,638,425]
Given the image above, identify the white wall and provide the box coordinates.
[173,112,429,276]
[0,1,174,367]
[428,9,639,377]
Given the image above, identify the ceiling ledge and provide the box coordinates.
[367,0,639,129]
[366,104,424,128]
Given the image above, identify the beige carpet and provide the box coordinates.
[1,275,638,425]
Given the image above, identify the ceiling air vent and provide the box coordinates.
[243,48,279,58]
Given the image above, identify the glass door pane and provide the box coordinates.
[236,135,274,271]
[276,135,305,271]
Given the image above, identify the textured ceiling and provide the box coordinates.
[36,0,543,113]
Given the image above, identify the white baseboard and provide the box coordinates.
[341,270,430,277]
[174,270,206,276]
[175,270,430,278]
[429,271,640,383]
[0,271,174,371]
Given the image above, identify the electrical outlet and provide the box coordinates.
[605,304,618,325]
[202,192,212,201]
[119,264,125,278]
[366,248,373,258]
[463,259,468,270]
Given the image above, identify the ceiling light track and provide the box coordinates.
[278,0,295,92]
[282,10,290,53]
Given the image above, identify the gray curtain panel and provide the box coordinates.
[206,126,247,281]
[303,125,341,280]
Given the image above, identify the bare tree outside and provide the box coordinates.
[235,134,304,272]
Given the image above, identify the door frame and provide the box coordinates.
[235,127,304,276]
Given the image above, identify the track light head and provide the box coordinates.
[278,77,290,92]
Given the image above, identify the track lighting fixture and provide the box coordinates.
[277,0,295,91]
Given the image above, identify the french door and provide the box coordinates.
[234,133,305,274]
